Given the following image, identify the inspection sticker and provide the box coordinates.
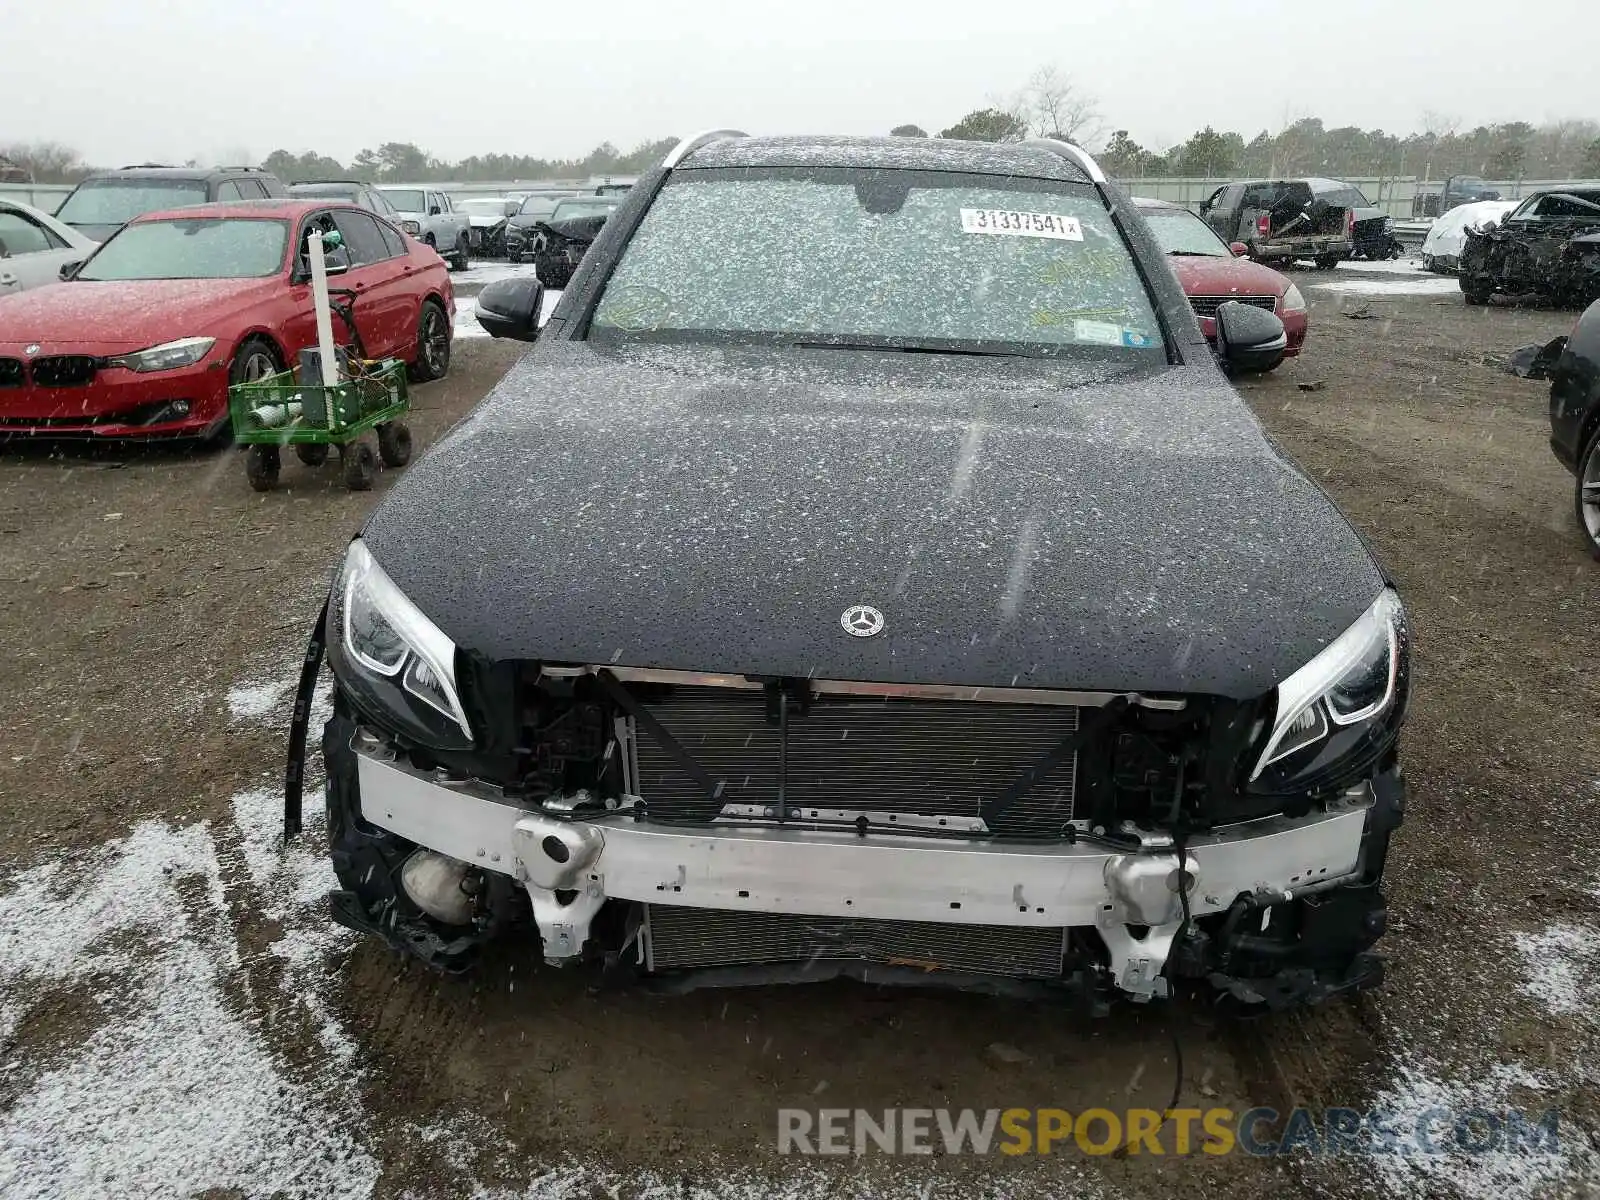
[960,209,1083,240]
[1074,319,1125,346]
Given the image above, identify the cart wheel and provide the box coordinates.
[245,445,280,492]
[341,441,376,491]
[377,422,414,467]
[295,443,330,467]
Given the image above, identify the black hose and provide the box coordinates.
[283,598,329,843]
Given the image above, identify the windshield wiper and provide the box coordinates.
[790,340,1031,358]
[1167,250,1222,257]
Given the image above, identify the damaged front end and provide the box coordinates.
[528,215,608,289]
[291,543,1411,1012]
[1461,208,1600,308]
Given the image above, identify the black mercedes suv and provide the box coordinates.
[289,132,1410,1011]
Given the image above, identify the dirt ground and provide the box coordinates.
[1,264,1597,1200]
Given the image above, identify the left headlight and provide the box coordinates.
[111,336,215,373]
[329,539,473,744]
[1251,589,1405,782]
[400,219,421,235]
[1280,283,1307,314]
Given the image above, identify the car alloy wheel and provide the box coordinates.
[1578,427,1600,558]
[239,349,276,382]
[412,301,450,382]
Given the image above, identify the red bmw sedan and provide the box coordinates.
[0,199,454,439]
[1133,196,1308,364]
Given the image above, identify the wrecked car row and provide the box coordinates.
[290,133,1408,1014]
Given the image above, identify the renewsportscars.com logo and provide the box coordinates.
[777,1107,1562,1158]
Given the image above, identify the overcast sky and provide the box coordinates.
[7,0,1597,167]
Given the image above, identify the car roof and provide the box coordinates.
[81,166,266,182]
[129,199,363,223]
[679,135,1093,184]
[1131,196,1186,211]
[290,181,368,191]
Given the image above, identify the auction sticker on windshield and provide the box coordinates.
[960,209,1083,240]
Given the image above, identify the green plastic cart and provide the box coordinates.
[228,358,414,492]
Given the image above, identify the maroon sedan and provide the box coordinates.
[1134,196,1308,364]
[0,199,453,439]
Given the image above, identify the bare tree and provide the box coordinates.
[1020,66,1102,146]
[0,140,93,183]
[1420,110,1462,141]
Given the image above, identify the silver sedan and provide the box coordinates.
[0,198,98,295]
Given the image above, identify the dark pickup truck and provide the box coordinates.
[1201,179,1356,269]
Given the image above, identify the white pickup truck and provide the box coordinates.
[377,187,471,270]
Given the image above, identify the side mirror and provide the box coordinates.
[1229,242,1249,258]
[1215,301,1288,375]
[429,205,441,216]
[476,277,546,342]
[59,259,82,280]
[292,247,352,283]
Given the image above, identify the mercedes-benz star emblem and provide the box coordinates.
[840,605,885,638]
[24,344,40,356]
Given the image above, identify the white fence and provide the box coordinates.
[0,183,73,212]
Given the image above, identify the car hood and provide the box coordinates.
[1167,255,1288,299]
[0,278,275,343]
[362,343,1386,700]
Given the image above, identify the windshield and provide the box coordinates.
[1141,207,1230,256]
[1512,190,1600,220]
[381,189,425,212]
[57,179,207,226]
[1317,187,1373,208]
[550,198,619,221]
[77,217,288,280]
[517,196,562,217]
[593,168,1160,356]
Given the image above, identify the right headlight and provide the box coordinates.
[400,219,421,235]
[1251,589,1405,782]
[328,539,473,747]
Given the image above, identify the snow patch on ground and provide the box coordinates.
[0,819,376,1200]
[454,260,542,289]
[1334,256,1431,276]
[227,678,291,720]
[1308,276,1461,297]
[1369,1048,1597,1199]
[1517,922,1600,1020]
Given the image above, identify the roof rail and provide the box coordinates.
[1020,139,1107,185]
[662,129,749,169]
[119,162,176,170]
